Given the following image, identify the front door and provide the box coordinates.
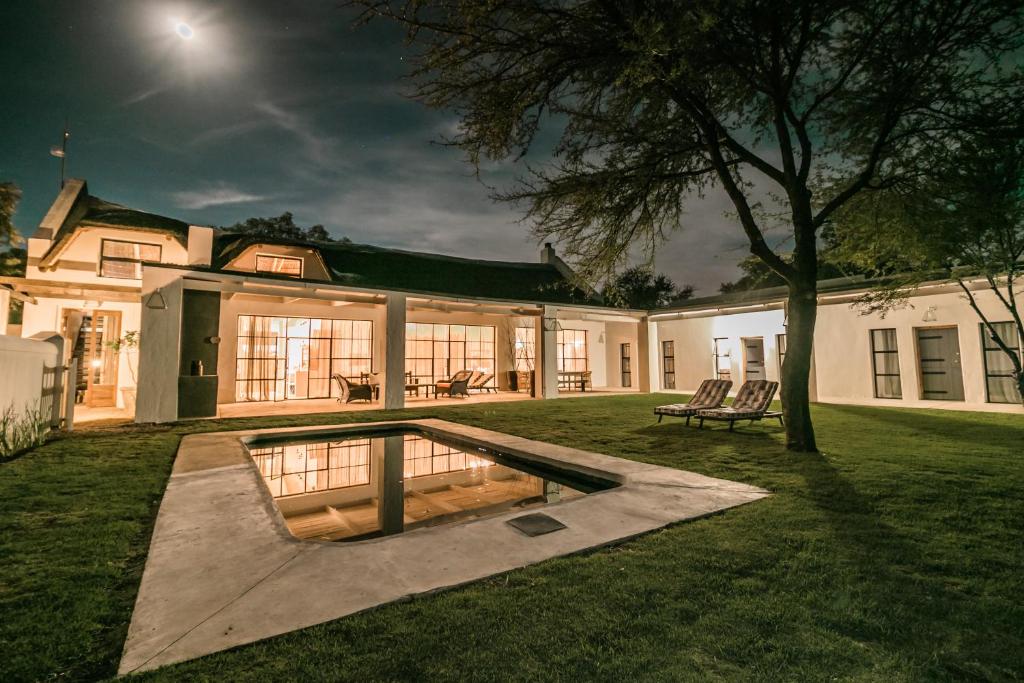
[916,327,965,401]
[742,337,766,382]
[67,310,121,407]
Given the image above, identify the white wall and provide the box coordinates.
[602,321,640,390]
[814,288,1020,412]
[654,288,1023,413]
[0,335,61,421]
[656,309,786,393]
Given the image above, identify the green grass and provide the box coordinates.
[1,395,1021,682]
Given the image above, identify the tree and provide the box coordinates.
[0,182,21,248]
[603,266,693,309]
[829,135,1024,404]
[352,0,1022,450]
[221,212,349,243]
[719,255,862,293]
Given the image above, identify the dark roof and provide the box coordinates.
[78,196,190,240]
[40,194,191,266]
[214,233,601,306]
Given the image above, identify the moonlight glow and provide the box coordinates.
[174,21,194,40]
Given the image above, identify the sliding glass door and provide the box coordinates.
[235,315,373,402]
[405,323,496,385]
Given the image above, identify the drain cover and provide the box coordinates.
[507,513,567,537]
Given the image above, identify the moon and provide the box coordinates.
[174,21,194,40]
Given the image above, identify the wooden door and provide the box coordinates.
[83,310,121,407]
[742,337,766,381]
[916,327,965,401]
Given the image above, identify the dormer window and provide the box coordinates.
[100,239,162,279]
[255,254,303,278]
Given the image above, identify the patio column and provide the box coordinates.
[136,268,184,423]
[536,305,559,399]
[637,316,658,393]
[0,287,9,335]
[383,293,406,410]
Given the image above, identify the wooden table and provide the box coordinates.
[558,371,592,392]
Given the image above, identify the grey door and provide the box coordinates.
[743,337,766,381]
[916,327,965,401]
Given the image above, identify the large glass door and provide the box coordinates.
[236,316,372,402]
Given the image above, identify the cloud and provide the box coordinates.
[171,185,267,210]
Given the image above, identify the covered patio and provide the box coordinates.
[135,265,653,424]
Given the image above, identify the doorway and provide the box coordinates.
[915,327,965,400]
[742,337,766,382]
[64,309,121,407]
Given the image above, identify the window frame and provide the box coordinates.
[405,323,496,387]
[99,238,162,280]
[870,328,903,399]
[620,342,631,387]
[255,253,304,278]
[556,329,589,373]
[980,321,1022,404]
[662,339,676,389]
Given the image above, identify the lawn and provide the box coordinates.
[1,395,1021,682]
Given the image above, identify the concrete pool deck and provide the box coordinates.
[118,419,770,675]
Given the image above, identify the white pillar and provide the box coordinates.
[383,293,407,410]
[135,268,183,423]
[638,317,659,393]
[536,306,559,399]
[0,287,10,336]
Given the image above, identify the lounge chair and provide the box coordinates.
[654,379,732,425]
[433,370,474,398]
[334,374,374,403]
[696,380,782,431]
[468,372,496,393]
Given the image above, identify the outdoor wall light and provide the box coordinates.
[145,289,168,310]
[923,305,938,322]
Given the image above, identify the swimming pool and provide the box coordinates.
[246,426,619,542]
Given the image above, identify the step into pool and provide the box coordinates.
[246,427,619,542]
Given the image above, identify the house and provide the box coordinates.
[1,180,1020,425]
[1,180,650,423]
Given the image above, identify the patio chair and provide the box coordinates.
[696,380,782,431]
[334,374,374,404]
[433,370,474,398]
[468,372,496,393]
[366,371,383,400]
[654,379,732,425]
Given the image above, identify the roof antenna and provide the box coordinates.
[49,119,71,189]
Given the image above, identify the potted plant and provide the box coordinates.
[106,330,139,412]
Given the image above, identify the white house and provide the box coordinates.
[1,179,1020,424]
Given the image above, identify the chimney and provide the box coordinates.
[540,242,557,264]
[187,225,215,267]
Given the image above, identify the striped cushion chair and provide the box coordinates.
[654,379,733,425]
[697,380,782,431]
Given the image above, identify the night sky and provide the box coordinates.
[0,1,753,293]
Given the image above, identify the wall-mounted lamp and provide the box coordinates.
[922,305,938,322]
[145,289,168,310]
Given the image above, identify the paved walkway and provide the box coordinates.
[118,419,769,675]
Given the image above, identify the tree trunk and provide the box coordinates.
[1017,371,1024,407]
[781,283,818,452]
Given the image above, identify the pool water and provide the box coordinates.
[247,429,615,542]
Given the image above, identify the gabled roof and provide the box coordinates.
[37,181,190,267]
[214,233,601,306]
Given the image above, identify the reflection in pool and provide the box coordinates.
[248,430,614,542]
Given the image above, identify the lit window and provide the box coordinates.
[100,239,161,279]
[255,254,303,278]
